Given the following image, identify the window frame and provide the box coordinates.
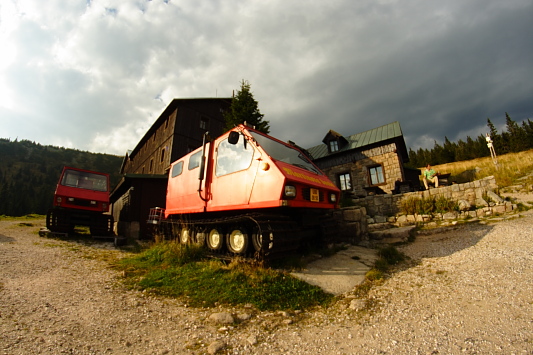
[329,140,339,153]
[200,117,209,130]
[337,172,352,191]
[368,164,385,186]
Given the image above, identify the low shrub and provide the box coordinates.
[399,195,457,215]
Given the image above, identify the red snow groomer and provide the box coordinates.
[150,124,340,260]
[46,166,113,236]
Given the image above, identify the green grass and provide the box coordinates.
[428,149,533,187]
[116,241,334,311]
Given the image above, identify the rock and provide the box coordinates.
[247,335,258,345]
[457,200,471,211]
[374,215,387,223]
[236,313,252,321]
[486,190,504,204]
[475,198,488,207]
[38,228,50,237]
[443,212,458,220]
[207,340,226,354]
[349,299,366,310]
[208,312,234,324]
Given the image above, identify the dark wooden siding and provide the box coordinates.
[121,98,230,175]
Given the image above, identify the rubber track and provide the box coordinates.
[159,213,304,261]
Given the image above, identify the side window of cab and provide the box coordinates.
[171,161,184,178]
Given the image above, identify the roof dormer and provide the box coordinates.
[322,130,349,154]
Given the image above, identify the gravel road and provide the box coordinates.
[1,210,532,354]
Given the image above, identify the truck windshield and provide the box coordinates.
[249,131,321,175]
[61,170,108,192]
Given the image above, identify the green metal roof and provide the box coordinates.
[307,121,404,160]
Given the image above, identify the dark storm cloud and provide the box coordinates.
[267,0,533,152]
[1,0,532,155]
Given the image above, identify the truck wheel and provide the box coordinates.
[206,228,223,250]
[226,228,249,254]
[179,227,192,244]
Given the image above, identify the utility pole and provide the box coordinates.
[486,133,498,168]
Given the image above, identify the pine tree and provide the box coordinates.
[521,119,533,149]
[505,113,527,152]
[224,80,270,134]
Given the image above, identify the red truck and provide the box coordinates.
[46,166,113,236]
[150,124,340,259]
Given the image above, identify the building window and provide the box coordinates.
[160,148,166,163]
[200,117,209,130]
[338,172,352,191]
[149,159,154,173]
[368,165,385,185]
[329,140,339,153]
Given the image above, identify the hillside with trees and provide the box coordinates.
[0,138,123,216]
[407,113,533,168]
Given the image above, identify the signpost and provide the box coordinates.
[486,133,498,168]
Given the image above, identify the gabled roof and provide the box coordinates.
[307,121,405,160]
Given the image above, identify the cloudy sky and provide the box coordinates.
[1,0,532,156]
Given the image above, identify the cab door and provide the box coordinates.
[207,134,260,211]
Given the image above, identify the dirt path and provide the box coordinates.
[1,211,533,354]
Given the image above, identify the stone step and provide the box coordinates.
[369,225,416,245]
[367,222,395,232]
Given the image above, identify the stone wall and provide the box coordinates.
[351,176,499,217]
[331,176,520,246]
[331,206,369,244]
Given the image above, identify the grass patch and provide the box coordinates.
[0,214,45,221]
[116,241,334,311]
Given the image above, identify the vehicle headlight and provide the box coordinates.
[90,200,97,205]
[284,185,296,198]
[329,193,337,203]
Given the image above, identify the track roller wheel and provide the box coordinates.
[194,228,206,246]
[206,228,224,251]
[179,226,193,244]
[226,227,249,254]
[252,226,274,253]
